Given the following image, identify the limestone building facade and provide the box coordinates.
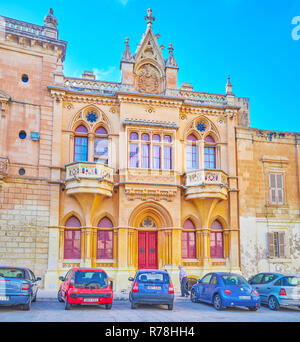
[0,9,299,291]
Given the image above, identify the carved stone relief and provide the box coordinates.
[135,63,160,94]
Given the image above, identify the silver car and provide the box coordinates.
[248,272,300,310]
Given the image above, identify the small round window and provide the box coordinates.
[18,168,25,176]
[19,131,27,139]
[21,74,29,83]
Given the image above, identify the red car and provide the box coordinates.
[58,268,113,310]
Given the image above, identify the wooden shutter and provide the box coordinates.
[276,174,284,204]
[269,173,284,204]
[268,232,275,258]
[278,232,285,257]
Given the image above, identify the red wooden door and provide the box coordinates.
[138,231,158,269]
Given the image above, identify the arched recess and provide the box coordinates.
[208,215,228,230]
[128,201,173,228]
[68,104,112,133]
[127,201,173,269]
[61,211,85,227]
[182,115,220,142]
[92,212,116,228]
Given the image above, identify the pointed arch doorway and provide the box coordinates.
[138,217,158,269]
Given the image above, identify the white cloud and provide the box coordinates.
[93,66,120,82]
[118,0,129,5]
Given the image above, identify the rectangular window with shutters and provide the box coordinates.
[268,232,285,258]
[269,173,284,205]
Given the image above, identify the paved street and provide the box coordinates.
[0,295,299,322]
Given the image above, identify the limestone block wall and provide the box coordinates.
[0,179,50,284]
[237,127,300,278]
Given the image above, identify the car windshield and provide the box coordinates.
[137,272,169,284]
[0,268,25,279]
[221,274,248,286]
[74,271,108,289]
[282,276,300,286]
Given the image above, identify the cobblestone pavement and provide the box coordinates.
[0,292,299,322]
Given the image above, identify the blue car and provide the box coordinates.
[190,272,260,311]
[129,269,174,310]
[0,266,41,310]
[248,272,300,310]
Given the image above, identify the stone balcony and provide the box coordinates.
[184,169,228,201]
[65,162,114,197]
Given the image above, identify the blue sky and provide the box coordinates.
[1,0,300,132]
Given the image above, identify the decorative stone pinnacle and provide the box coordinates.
[144,8,155,26]
[226,75,234,95]
[44,8,58,28]
[168,43,174,53]
[166,43,178,68]
[121,37,134,63]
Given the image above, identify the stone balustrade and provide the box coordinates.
[64,77,121,94]
[185,169,228,200]
[65,162,114,197]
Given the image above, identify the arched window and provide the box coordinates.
[152,134,161,169]
[204,135,216,169]
[182,219,196,259]
[64,216,81,259]
[210,220,224,258]
[129,132,139,168]
[187,134,198,170]
[74,125,88,162]
[94,126,108,165]
[97,217,114,259]
[141,133,150,168]
[164,135,172,170]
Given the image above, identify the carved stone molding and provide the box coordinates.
[0,157,9,180]
[125,185,177,202]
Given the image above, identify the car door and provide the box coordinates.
[29,270,37,298]
[259,273,278,302]
[248,273,265,297]
[206,274,219,303]
[61,270,73,299]
[199,274,212,302]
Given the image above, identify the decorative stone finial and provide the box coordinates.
[166,43,178,68]
[121,37,134,63]
[44,8,58,28]
[144,8,155,26]
[226,75,234,95]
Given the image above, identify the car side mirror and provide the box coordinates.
[36,277,42,281]
[197,279,201,283]
[128,277,134,281]
[59,276,64,281]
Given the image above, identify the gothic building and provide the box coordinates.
[0,9,299,290]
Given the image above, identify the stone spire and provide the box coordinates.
[121,37,134,63]
[44,8,58,28]
[226,75,234,95]
[144,8,155,27]
[166,43,178,69]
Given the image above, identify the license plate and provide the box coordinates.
[148,286,161,290]
[0,296,9,301]
[83,298,98,302]
[239,296,251,299]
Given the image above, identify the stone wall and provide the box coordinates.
[0,179,50,284]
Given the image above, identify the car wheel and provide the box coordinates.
[131,301,136,309]
[22,298,31,311]
[248,306,258,311]
[168,303,173,310]
[213,294,223,310]
[105,303,112,310]
[268,296,279,310]
[57,290,63,303]
[64,295,71,310]
[190,289,198,303]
